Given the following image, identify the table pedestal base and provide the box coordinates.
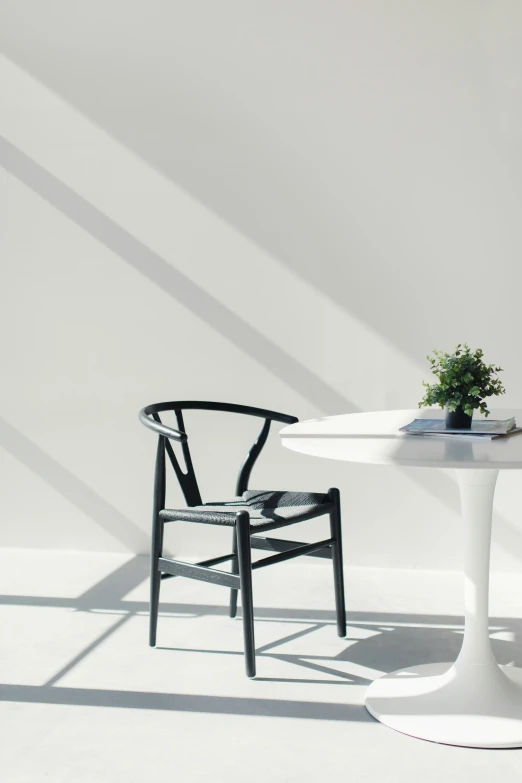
[366,662,522,748]
[366,469,522,748]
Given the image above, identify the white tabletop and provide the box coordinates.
[280,409,522,469]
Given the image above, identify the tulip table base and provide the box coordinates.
[365,662,522,748]
[366,468,522,748]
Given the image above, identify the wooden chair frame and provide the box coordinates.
[139,401,346,677]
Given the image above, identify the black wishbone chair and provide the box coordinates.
[138,401,346,678]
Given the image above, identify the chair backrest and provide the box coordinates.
[139,401,298,506]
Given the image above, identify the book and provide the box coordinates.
[400,417,520,439]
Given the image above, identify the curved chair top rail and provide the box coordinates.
[139,401,298,441]
[139,401,299,505]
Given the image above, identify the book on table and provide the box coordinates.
[400,416,521,439]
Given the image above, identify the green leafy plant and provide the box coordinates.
[418,344,505,418]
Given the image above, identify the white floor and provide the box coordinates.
[2,550,522,782]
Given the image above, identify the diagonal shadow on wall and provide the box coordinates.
[0,416,149,552]
[2,136,522,561]
[0,136,349,416]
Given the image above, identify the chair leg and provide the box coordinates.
[236,511,256,678]
[149,436,166,647]
[328,487,346,637]
[229,528,239,618]
[149,513,164,647]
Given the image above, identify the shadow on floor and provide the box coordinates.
[2,555,522,722]
[0,683,373,722]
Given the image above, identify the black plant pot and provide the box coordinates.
[445,406,473,429]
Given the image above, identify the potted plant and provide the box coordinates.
[418,344,505,429]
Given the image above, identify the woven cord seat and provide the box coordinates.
[160,489,332,531]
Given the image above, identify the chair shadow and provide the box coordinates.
[156,615,522,686]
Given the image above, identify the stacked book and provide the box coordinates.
[400,416,521,439]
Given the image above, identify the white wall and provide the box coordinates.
[1,1,522,571]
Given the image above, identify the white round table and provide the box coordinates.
[280,409,522,748]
